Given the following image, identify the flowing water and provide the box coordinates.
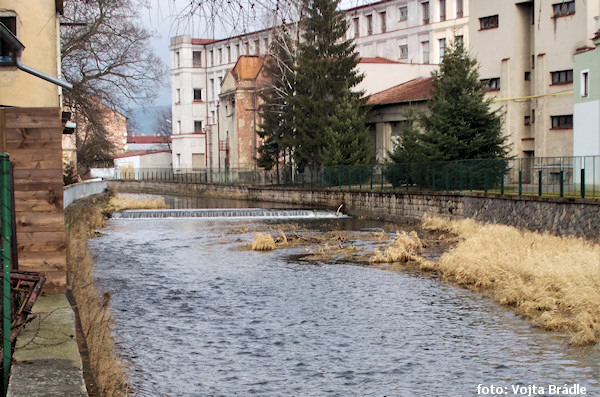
[89,200,599,396]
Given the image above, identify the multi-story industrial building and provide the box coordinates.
[469,0,599,159]
[170,0,469,170]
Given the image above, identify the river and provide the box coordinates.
[89,198,599,396]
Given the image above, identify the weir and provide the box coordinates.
[112,208,345,219]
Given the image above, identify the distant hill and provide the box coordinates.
[127,105,170,136]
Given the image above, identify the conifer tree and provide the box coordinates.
[418,40,509,161]
[288,0,373,170]
[257,30,296,172]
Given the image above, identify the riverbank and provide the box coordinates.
[415,216,599,345]
[65,193,167,395]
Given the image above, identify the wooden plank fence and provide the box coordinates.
[0,107,66,293]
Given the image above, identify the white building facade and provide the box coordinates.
[170,0,469,170]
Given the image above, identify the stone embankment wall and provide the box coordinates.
[109,180,600,242]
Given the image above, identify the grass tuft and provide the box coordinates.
[369,231,423,263]
[251,233,276,251]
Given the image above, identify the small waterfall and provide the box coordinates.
[112,208,346,219]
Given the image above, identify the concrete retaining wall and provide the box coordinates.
[109,180,600,241]
[63,179,108,209]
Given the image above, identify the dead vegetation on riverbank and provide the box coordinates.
[373,215,600,346]
[66,195,129,396]
[66,193,167,395]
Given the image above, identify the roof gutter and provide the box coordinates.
[0,22,72,91]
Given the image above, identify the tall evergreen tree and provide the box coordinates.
[418,40,509,161]
[391,40,509,163]
[288,0,373,170]
[257,30,296,171]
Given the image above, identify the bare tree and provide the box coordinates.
[61,0,167,172]
[153,106,172,151]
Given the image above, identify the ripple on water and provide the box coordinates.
[89,217,600,396]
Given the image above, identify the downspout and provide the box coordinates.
[0,22,72,91]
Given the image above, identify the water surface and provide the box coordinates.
[90,215,599,396]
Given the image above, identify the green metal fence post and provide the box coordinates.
[1,153,11,393]
[338,168,341,190]
[581,168,585,198]
[380,167,384,191]
[538,170,542,196]
[560,171,564,197]
[484,168,488,193]
[445,167,449,191]
[500,173,504,195]
[348,168,351,190]
[518,170,522,196]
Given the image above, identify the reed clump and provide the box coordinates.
[369,231,424,264]
[422,215,600,346]
[251,233,276,251]
[65,195,130,396]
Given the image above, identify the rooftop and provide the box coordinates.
[367,77,433,106]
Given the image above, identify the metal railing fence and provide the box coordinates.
[113,155,600,199]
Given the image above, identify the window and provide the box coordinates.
[439,0,446,21]
[438,38,446,61]
[524,71,531,81]
[532,109,535,124]
[421,40,430,64]
[255,39,260,55]
[422,2,430,24]
[366,15,373,35]
[524,115,531,125]
[456,0,463,18]
[245,42,250,54]
[380,12,387,33]
[479,15,499,30]
[175,51,180,68]
[551,115,573,129]
[482,78,500,91]
[353,17,360,37]
[264,38,269,51]
[399,44,408,59]
[218,48,222,64]
[177,121,181,134]
[194,121,203,133]
[235,44,240,58]
[176,88,181,103]
[209,78,215,100]
[551,69,573,85]
[553,1,575,17]
[581,71,589,98]
[226,46,231,63]
[399,6,408,21]
[0,16,17,64]
[193,88,202,101]
[210,111,215,124]
[209,50,214,66]
[455,35,463,47]
[193,51,202,67]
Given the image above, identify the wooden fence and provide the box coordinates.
[0,107,66,293]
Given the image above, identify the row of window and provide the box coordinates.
[353,0,464,38]
[481,68,585,91]
[176,38,270,69]
[522,109,573,129]
[479,1,575,31]
[397,35,462,63]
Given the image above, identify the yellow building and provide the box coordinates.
[0,0,64,107]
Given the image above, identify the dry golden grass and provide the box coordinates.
[251,233,276,251]
[65,195,130,396]
[370,231,423,263]
[107,195,167,212]
[423,216,600,346]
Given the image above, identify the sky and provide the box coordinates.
[141,0,370,107]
